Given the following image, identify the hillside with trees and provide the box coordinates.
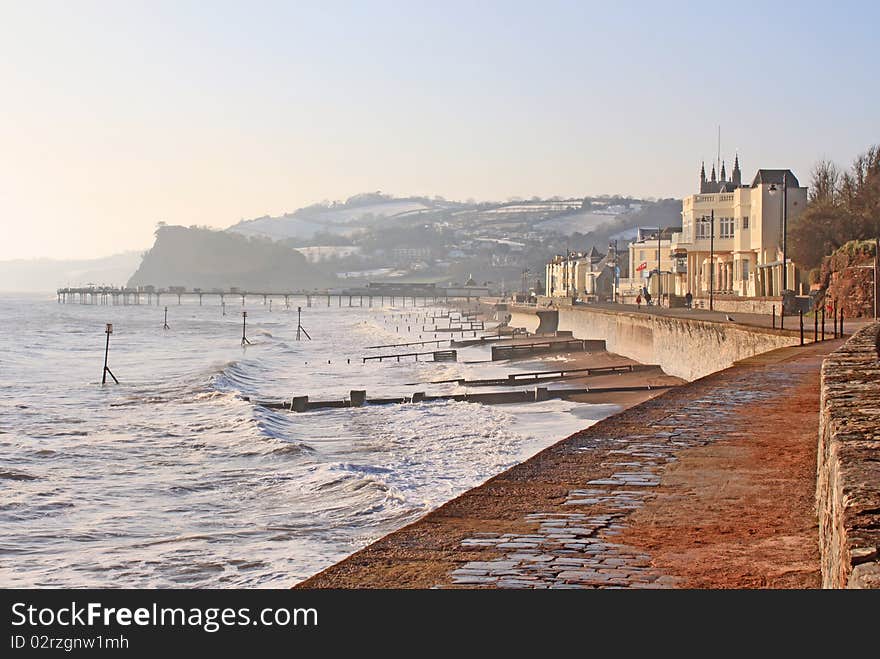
[790,145,880,270]
[128,224,334,290]
[790,145,880,317]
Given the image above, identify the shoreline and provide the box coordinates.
[291,331,685,587]
[296,338,839,589]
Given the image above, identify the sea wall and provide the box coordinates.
[508,305,800,381]
[508,308,559,335]
[706,296,782,316]
[817,323,880,588]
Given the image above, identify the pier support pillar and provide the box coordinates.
[534,387,549,402]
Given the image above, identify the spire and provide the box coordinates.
[732,153,741,186]
[699,161,707,193]
[720,160,727,182]
[710,164,717,183]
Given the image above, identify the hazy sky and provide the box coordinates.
[2,1,877,260]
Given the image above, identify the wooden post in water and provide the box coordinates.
[101,323,119,385]
[241,311,251,346]
[296,307,311,341]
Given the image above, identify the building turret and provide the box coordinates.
[731,154,742,187]
[720,160,727,182]
[700,162,707,192]
[710,164,717,183]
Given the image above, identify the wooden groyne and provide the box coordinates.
[410,363,660,387]
[362,350,457,363]
[253,383,676,413]
[491,339,606,361]
[365,339,452,349]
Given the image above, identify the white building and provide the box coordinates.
[545,247,606,299]
[670,158,807,298]
[621,227,680,298]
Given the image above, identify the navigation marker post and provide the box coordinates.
[163,306,170,330]
[101,323,119,385]
[296,307,311,341]
[241,311,251,346]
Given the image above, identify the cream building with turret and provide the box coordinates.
[670,157,807,299]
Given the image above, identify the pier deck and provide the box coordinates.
[297,338,841,589]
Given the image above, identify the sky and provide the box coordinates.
[1,0,878,260]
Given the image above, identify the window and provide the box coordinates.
[742,216,749,229]
[639,250,645,260]
[720,216,734,238]
[696,218,711,239]
[741,260,750,281]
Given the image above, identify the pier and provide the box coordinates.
[56,286,489,307]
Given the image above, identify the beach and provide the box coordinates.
[0,294,678,588]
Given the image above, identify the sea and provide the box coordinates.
[0,293,620,587]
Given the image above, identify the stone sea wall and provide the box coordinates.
[509,306,800,381]
[817,323,880,588]
[707,295,782,316]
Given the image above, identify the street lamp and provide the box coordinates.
[656,227,662,306]
[607,239,619,303]
[768,171,789,293]
[700,211,715,311]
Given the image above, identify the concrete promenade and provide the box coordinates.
[561,301,873,335]
[298,338,843,589]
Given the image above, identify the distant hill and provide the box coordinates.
[128,225,334,290]
[0,252,143,292]
[227,192,453,242]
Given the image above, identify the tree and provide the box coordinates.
[789,145,880,269]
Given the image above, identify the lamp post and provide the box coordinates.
[608,240,618,303]
[700,212,715,311]
[768,171,789,293]
[657,227,662,306]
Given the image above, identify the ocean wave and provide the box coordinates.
[0,469,37,481]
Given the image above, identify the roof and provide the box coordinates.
[750,169,800,188]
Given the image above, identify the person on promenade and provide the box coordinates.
[685,292,693,309]
[636,293,642,309]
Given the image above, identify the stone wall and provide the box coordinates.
[508,308,559,335]
[817,323,880,588]
[530,306,801,381]
[703,296,782,316]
